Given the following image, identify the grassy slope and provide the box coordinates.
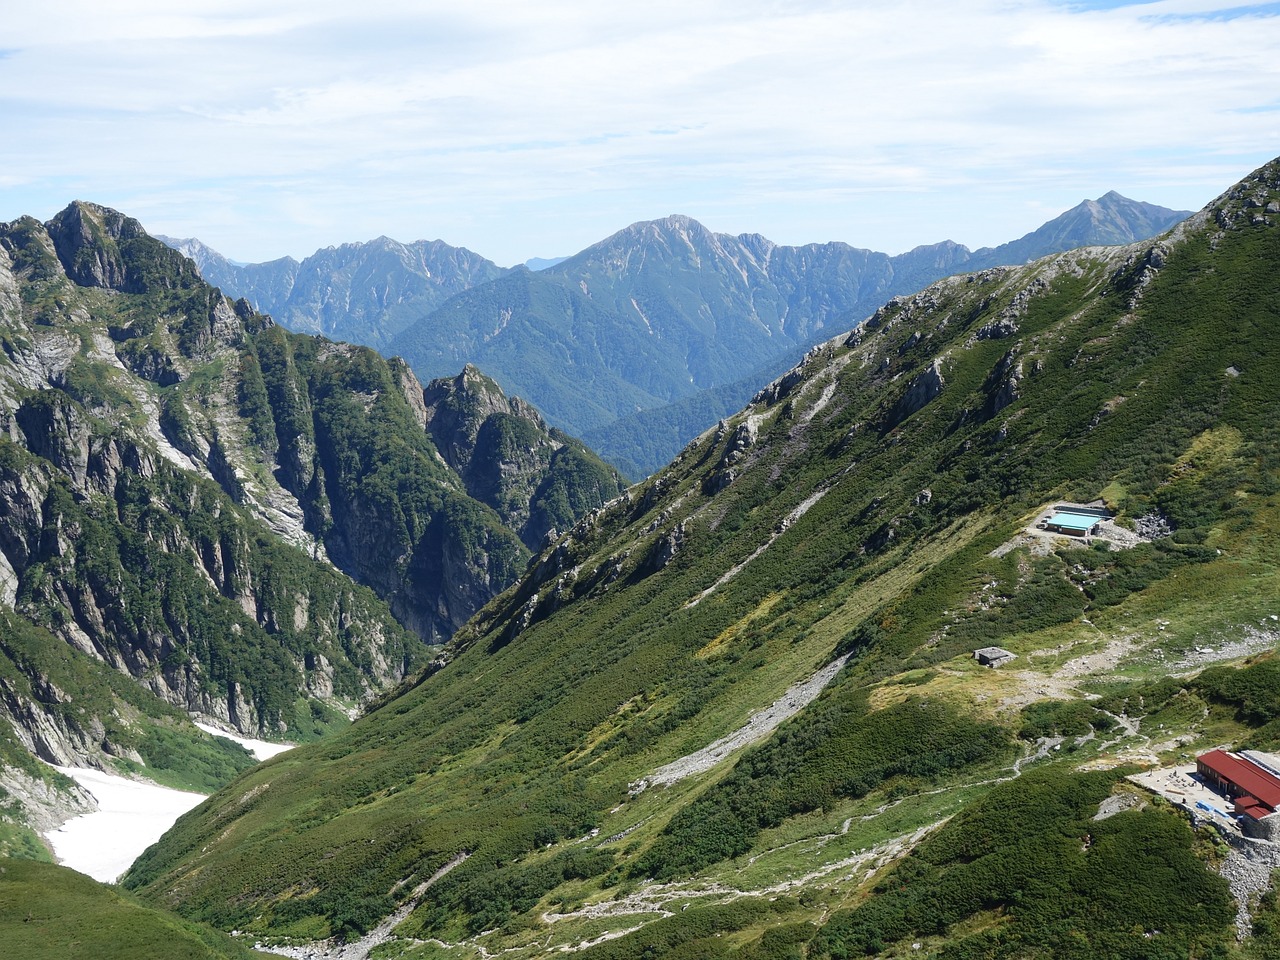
[125,162,1280,957]
[0,858,267,959]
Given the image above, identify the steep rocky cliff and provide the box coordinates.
[0,202,624,781]
[0,204,423,744]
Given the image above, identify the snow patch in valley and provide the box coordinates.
[42,728,293,883]
[44,765,207,883]
[193,720,295,761]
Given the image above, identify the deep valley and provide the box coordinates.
[3,160,1280,960]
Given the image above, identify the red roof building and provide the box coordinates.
[1197,749,1280,819]
[1237,798,1273,821]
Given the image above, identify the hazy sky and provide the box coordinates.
[2,0,1278,266]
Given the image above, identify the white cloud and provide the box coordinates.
[1,0,1277,263]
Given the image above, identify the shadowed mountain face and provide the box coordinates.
[165,194,1189,479]
[123,162,1280,959]
[0,202,623,823]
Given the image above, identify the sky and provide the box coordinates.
[1,0,1278,268]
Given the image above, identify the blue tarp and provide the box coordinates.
[1047,512,1101,531]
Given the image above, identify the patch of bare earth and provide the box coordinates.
[998,632,1140,711]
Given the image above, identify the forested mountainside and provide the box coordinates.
[158,234,508,350]
[0,202,623,846]
[169,194,1188,480]
[125,161,1278,959]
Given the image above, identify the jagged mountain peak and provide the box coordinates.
[966,190,1192,268]
[570,214,724,256]
[421,363,627,550]
[52,199,141,237]
[424,362,539,426]
[633,212,706,233]
[162,231,507,348]
[733,229,778,257]
[554,212,833,278]
[156,234,300,280]
[156,233,229,263]
[31,201,204,295]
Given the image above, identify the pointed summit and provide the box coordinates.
[968,191,1192,267]
[45,201,202,293]
[421,363,626,549]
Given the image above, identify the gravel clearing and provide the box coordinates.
[1170,626,1280,672]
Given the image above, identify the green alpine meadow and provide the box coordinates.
[0,859,266,960]
[80,157,1280,958]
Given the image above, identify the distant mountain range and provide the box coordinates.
[156,235,509,350]
[524,256,568,271]
[163,193,1191,476]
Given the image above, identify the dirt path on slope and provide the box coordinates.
[997,630,1139,711]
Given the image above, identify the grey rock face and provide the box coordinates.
[887,359,946,429]
[47,202,201,294]
[983,350,1023,419]
[420,364,627,552]
[0,765,94,834]
[46,201,132,290]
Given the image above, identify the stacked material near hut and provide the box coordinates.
[974,647,1016,668]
